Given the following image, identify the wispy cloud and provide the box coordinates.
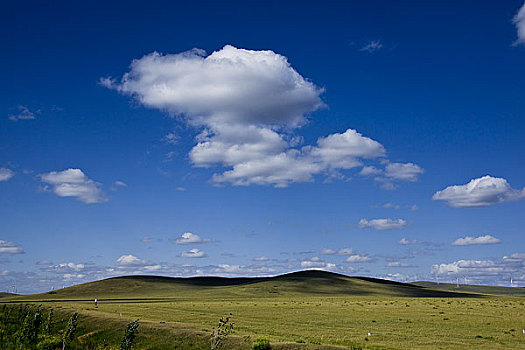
[384,162,424,182]
[512,2,525,46]
[0,240,24,254]
[321,248,353,256]
[8,105,37,121]
[346,254,373,263]
[360,40,383,53]
[359,218,408,230]
[398,238,417,245]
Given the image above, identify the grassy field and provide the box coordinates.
[2,270,525,349]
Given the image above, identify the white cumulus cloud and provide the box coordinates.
[0,168,15,182]
[513,2,525,46]
[358,218,408,230]
[103,45,324,128]
[103,45,410,188]
[452,234,501,246]
[39,168,107,204]
[432,175,525,208]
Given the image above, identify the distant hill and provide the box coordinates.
[3,270,482,303]
[413,281,525,296]
[0,292,17,298]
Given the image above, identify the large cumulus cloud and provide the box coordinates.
[104,45,419,187]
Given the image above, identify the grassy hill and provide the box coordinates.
[6,270,477,303]
[3,270,524,349]
[0,292,17,298]
[413,281,525,296]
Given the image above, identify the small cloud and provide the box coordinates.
[398,238,417,245]
[452,234,501,246]
[359,166,382,176]
[374,177,397,190]
[39,168,107,204]
[359,218,408,230]
[346,254,373,263]
[321,248,353,256]
[57,262,84,271]
[386,261,416,268]
[0,168,15,182]
[0,240,24,254]
[163,132,179,145]
[164,151,177,163]
[385,162,424,182]
[180,248,207,258]
[172,232,210,245]
[512,2,525,46]
[410,205,418,211]
[117,254,146,266]
[433,175,525,208]
[114,181,127,187]
[175,187,186,191]
[36,260,53,265]
[63,273,85,280]
[8,105,37,121]
[360,40,383,53]
[253,256,270,261]
[300,256,336,269]
[383,203,400,209]
[140,236,155,243]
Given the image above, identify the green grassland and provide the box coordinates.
[2,270,525,349]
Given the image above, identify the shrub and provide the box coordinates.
[43,308,54,335]
[37,336,62,350]
[62,312,78,350]
[211,315,234,350]
[120,319,140,350]
[252,336,271,350]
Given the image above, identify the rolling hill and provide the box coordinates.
[5,270,480,302]
[413,281,525,296]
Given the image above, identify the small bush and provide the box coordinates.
[62,312,78,350]
[252,336,271,350]
[211,315,234,350]
[121,319,140,350]
[37,336,62,350]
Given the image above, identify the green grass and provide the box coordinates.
[2,270,525,349]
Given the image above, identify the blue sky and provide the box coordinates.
[1,0,525,293]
